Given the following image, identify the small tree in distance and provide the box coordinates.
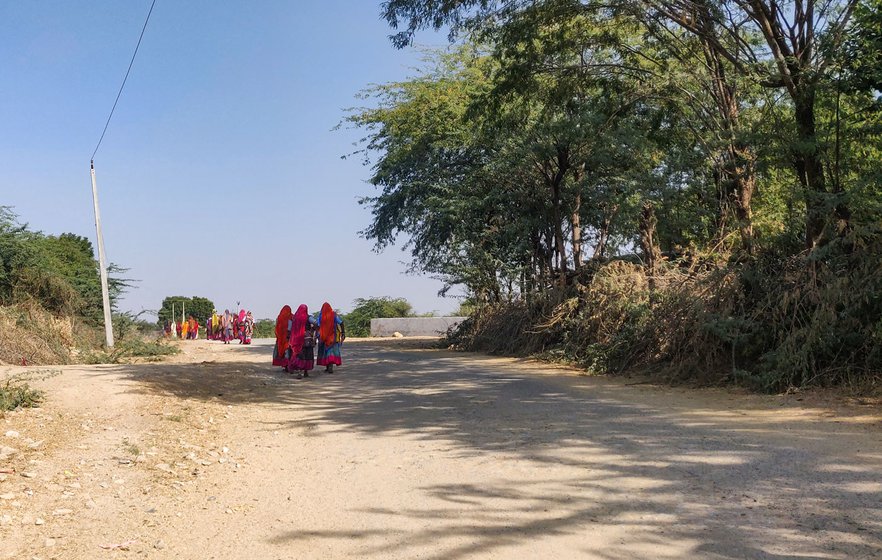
[345,296,413,337]
[157,296,215,325]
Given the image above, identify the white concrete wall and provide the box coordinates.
[370,317,468,337]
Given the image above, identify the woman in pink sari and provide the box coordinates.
[237,309,247,343]
[286,304,315,378]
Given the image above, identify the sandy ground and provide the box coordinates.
[1,338,881,559]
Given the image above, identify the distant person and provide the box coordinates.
[163,320,171,338]
[212,312,220,340]
[243,311,254,345]
[273,305,293,369]
[237,309,247,343]
[222,310,233,344]
[316,302,345,373]
[175,320,182,339]
[190,316,199,340]
[182,317,190,340]
[287,305,317,378]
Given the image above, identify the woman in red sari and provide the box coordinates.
[272,305,293,369]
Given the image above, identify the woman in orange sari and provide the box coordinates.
[272,305,293,369]
[316,302,345,373]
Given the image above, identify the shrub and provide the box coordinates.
[344,297,414,337]
[449,228,882,392]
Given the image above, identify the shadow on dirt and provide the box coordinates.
[96,339,881,559]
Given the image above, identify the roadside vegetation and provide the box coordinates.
[351,0,882,391]
[0,207,174,366]
[344,297,414,337]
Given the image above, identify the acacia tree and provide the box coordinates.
[381,0,861,249]
[349,44,675,299]
[157,296,215,325]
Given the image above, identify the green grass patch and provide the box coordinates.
[0,379,44,411]
[83,337,180,364]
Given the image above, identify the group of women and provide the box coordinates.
[163,309,254,345]
[164,316,202,340]
[205,309,254,345]
[273,302,345,378]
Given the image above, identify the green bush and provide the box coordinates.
[344,297,414,337]
[449,229,882,392]
[0,381,43,411]
[253,319,276,338]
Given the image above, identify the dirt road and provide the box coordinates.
[2,339,881,559]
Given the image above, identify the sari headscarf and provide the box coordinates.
[238,309,247,323]
[275,305,293,356]
[319,302,336,346]
[289,304,309,355]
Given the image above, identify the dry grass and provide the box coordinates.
[0,302,75,365]
[450,231,882,392]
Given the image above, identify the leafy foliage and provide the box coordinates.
[0,379,43,411]
[344,296,414,337]
[0,207,130,323]
[354,1,882,389]
[157,296,215,324]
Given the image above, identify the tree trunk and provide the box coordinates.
[571,193,582,271]
[592,203,619,260]
[700,33,755,254]
[549,148,570,286]
[639,202,661,304]
[717,142,755,254]
[571,165,584,270]
[793,92,827,249]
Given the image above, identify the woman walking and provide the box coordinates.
[243,311,254,345]
[212,313,220,340]
[287,304,316,378]
[272,305,293,369]
[222,310,233,344]
[237,309,247,343]
[316,302,345,373]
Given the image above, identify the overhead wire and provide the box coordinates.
[90,0,158,162]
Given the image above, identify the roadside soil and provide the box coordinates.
[1,338,880,559]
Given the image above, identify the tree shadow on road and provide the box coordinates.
[97,340,882,559]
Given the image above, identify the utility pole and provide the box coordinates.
[90,161,115,348]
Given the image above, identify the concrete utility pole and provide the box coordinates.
[90,161,115,348]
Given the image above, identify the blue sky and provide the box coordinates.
[0,1,461,319]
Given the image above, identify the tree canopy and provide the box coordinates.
[344,296,414,337]
[157,296,215,324]
[0,207,129,323]
[349,0,882,388]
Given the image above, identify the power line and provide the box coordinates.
[91,0,158,162]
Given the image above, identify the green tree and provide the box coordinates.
[252,318,276,338]
[381,0,864,249]
[157,296,216,324]
[344,296,414,337]
[0,207,130,322]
